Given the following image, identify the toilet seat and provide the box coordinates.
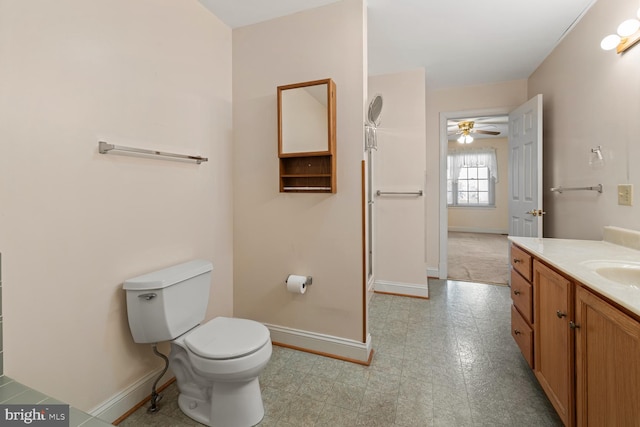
[185,317,270,360]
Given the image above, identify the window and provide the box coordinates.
[448,148,498,207]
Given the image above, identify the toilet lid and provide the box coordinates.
[184,317,270,360]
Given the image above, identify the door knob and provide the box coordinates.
[526,209,547,217]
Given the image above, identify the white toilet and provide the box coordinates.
[123,260,272,427]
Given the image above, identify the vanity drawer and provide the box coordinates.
[511,305,534,369]
[511,244,532,281]
[511,269,533,324]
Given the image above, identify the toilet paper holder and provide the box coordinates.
[285,275,312,286]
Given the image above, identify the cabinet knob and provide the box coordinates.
[513,290,521,295]
[513,258,522,264]
[556,310,567,318]
[514,329,522,335]
[569,321,580,330]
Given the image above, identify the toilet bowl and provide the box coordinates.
[170,317,272,427]
[123,260,272,427]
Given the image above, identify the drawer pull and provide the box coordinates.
[556,310,567,318]
[570,321,580,330]
[514,329,522,335]
[513,290,521,295]
[513,258,522,264]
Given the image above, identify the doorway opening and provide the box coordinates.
[439,109,511,284]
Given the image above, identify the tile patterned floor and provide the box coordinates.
[119,279,562,426]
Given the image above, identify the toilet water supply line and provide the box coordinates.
[148,344,170,413]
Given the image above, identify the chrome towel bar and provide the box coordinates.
[98,141,208,164]
[376,190,423,196]
[550,184,602,194]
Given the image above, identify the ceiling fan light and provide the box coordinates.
[617,19,640,37]
[601,34,621,50]
[457,135,465,144]
[465,135,474,144]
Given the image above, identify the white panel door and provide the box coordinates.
[508,95,543,237]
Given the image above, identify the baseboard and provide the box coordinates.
[265,323,372,364]
[448,227,508,234]
[426,267,439,279]
[374,280,429,298]
[89,367,174,423]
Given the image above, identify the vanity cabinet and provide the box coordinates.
[533,260,574,427]
[575,285,640,426]
[510,242,640,426]
[510,244,534,368]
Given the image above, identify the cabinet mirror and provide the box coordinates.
[278,78,336,156]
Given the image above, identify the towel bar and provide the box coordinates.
[98,141,208,164]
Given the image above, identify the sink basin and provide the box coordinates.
[582,260,640,287]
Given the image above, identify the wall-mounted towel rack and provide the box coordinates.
[550,184,602,194]
[376,190,423,196]
[98,141,208,164]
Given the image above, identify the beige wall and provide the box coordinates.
[425,80,528,274]
[0,0,233,412]
[447,137,509,234]
[529,0,640,239]
[232,0,366,341]
[369,69,427,289]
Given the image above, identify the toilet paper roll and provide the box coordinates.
[286,275,307,294]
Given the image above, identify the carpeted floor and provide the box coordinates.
[448,231,509,285]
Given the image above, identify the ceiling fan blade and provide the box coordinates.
[473,129,501,135]
[473,124,498,129]
[472,116,509,124]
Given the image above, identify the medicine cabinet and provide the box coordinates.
[277,78,336,193]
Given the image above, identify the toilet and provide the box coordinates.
[123,260,272,427]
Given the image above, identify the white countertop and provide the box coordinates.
[509,236,640,317]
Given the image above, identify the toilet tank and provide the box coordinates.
[123,260,213,344]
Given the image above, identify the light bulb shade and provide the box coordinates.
[457,135,465,144]
[466,135,474,144]
[601,34,621,50]
[617,19,640,37]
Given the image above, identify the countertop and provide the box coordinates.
[509,235,640,318]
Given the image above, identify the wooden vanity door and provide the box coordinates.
[534,260,574,427]
[575,286,640,426]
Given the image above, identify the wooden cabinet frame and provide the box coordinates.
[277,79,336,193]
[510,243,640,427]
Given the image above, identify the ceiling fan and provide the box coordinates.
[448,118,502,144]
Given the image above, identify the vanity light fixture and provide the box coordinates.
[601,8,640,53]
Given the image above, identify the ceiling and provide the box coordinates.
[198,0,597,89]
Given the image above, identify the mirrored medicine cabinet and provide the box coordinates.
[277,78,336,193]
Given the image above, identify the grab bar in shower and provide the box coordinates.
[98,141,208,164]
[550,184,602,194]
[376,190,423,196]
